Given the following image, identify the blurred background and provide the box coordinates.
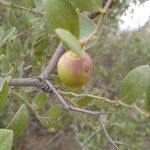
[0,0,150,149]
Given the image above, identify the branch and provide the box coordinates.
[9,42,64,87]
[9,78,40,87]
[40,42,64,80]
[43,80,112,117]
[9,79,150,118]
[59,90,150,118]
[44,80,70,110]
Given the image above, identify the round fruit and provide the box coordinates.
[57,50,93,87]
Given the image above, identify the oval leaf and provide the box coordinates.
[43,0,79,37]
[33,92,48,109]
[119,65,150,104]
[55,28,82,55]
[0,129,13,150]
[48,104,62,119]
[69,0,102,11]
[0,56,11,74]
[7,104,29,137]
[79,14,98,50]
[6,38,22,65]
[0,78,9,113]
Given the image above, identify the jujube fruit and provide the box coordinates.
[57,50,93,87]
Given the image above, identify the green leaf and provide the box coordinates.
[0,78,9,113]
[7,104,29,137]
[119,65,150,104]
[79,14,98,50]
[55,28,82,55]
[33,38,49,58]
[41,117,61,129]
[69,0,102,11]
[41,104,62,128]
[33,92,48,109]
[0,56,11,74]
[0,27,16,47]
[6,38,22,64]
[48,104,62,119]
[77,96,93,107]
[146,82,150,111]
[43,0,79,37]
[0,129,13,150]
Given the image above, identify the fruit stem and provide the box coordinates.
[79,0,113,46]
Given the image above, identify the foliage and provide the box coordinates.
[0,0,150,149]
[119,65,150,104]
[6,104,29,137]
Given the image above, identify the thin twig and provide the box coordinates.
[80,0,113,45]
[59,90,116,104]
[83,127,102,146]
[59,90,150,117]
[65,97,100,129]
[99,118,120,150]
[82,124,116,148]
[114,141,132,147]
[11,91,44,123]
[69,106,113,116]
[93,0,113,35]
[83,127,131,149]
